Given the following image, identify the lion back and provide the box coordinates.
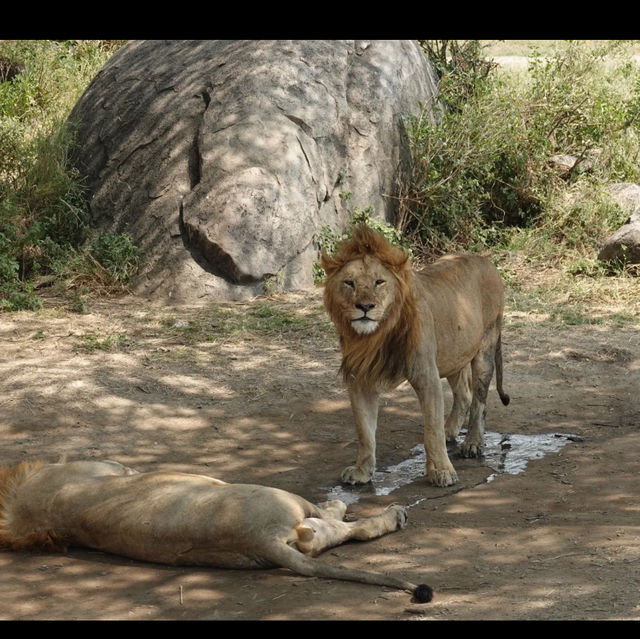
[416,253,505,328]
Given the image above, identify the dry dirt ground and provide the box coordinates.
[1,282,639,621]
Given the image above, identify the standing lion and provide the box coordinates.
[321,225,510,487]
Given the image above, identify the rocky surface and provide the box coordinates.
[599,182,640,264]
[68,40,439,301]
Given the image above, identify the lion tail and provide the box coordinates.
[0,460,66,551]
[263,542,433,603]
[495,331,510,406]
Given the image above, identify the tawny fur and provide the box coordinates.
[322,225,509,488]
[322,226,422,386]
[0,461,65,551]
[0,458,433,603]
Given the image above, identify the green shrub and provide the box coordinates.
[526,41,640,165]
[0,40,131,311]
[418,40,497,111]
[313,207,411,282]
[399,48,550,254]
[88,232,140,285]
[0,282,42,311]
[400,40,640,263]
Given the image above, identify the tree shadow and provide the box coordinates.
[0,299,638,619]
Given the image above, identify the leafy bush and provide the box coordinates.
[0,284,42,312]
[418,40,496,111]
[88,232,140,285]
[0,40,136,311]
[313,206,411,282]
[400,40,640,265]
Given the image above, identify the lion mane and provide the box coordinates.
[0,460,66,552]
[322,225,422,387]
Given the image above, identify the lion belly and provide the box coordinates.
[414,255,504,378]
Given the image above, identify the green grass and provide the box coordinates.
[482,40,640,58]
[74,332,134,353]
[0,40,134,311]
[162,302,334,345]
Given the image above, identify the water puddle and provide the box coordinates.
[325,431,581,505]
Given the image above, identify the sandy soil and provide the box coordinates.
[0,287,638,621]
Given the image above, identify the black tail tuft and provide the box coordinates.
[500,392,511,406]
[412,584,433,603]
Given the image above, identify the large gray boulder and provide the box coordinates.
[598,182,640,265]
[68,40,439,301]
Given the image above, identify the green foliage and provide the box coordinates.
[71,287,90,314]
[313,206,411,282]
[88,232,140,285]
[526,41,640,164]
[0,40,136,311]
[74,332,133,353]
[401,40,640,266]
[0,231,42,310]
[0,283,42,311]
[540,183,629,253]
[418,40,497,111]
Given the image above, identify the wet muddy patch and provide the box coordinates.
[326,431,582,505]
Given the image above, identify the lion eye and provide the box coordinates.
[344,279,355,289]
[375,279,385,286]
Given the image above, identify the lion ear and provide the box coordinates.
[388,248,411,273]
[320,252,340,277]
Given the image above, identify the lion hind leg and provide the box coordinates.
[461,330,499,458]
[445,364,472,441]
[295,505,407,557]
[0,461,68,552]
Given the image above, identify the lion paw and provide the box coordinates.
[318,499,348,520]
[385,504,408,529]
[445,426,462,442]
[460,441,483,458]
[341,465,373,485]
[427,467,459,487]
[295,523,316,554]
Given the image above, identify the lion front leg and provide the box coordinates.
[341,383,379,485]
[411,372,459,487]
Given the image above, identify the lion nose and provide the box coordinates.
[356,302,375,312]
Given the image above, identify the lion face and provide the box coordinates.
[321,225,419,385]
[328,255,399,336]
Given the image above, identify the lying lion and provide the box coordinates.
[322,225,510,488]
[0,459,432,603]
